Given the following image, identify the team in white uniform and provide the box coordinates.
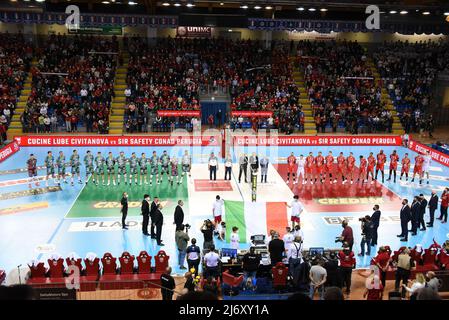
[296,155,306,185]
[423,150,432,185]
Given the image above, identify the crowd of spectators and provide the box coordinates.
[296,40,394,134]
[0,33,33,143]
[373,40,449,135]
[21,34,119,134]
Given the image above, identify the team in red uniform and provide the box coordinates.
[345,152,356,184]
[411,153,425,185]
[367,152,376,183]
[286,152,297,184]
[325,151,336,184]
[305,152,315,184]
[400,153,411,181]
[26,154,39,188]
[315,152,325,183]
[387,150,399,183]
[375,150,387,183]
[337,152,346,182]
[357,155,367,183]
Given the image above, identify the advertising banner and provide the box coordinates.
[0,140,20,163]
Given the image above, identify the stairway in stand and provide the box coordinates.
[109,52,129,135]
[366,57,404,135]
[292,59,317,135]
[7,59,37,138]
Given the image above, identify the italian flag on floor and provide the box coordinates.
[223,200,288,243]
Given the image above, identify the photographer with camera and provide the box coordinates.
[335,220,354,251]
[201,219,215,250]
[175,224,190,270]
[358,215,374,257]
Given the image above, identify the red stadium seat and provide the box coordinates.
[271,262,288,289]
[101,252,117,275]
[222,270,244,288]
[154,250,169,273]
[119,251,135,274]
[137,251,152,274]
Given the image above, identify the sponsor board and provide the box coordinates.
[233,135,402,146]
[68,220,142,232]
[0,202,49,216]
[323,215,400,225]
[92,200,169,209]
[176,26,212,38]
[157,110,201,117]
[0,165,46,176]
[35,243,56,254]
[315,197,384,205]
[0,140,20,163]
[194,179,233,192]
[14,135,220,147]
[408,139,449,167]
[231,111,273,118]
[34,288,77,300]
[0,186,61,200]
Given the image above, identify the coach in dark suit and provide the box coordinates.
[174,200,184,230]
[427,191,438,227]
[397,199,411,241]
[141,194,151,235]
[370,204,381,246]
[419,194,427,231]
[153,203,164,246]
[121,192,129,230]
[150,196,159,239]
[410,196,421,236]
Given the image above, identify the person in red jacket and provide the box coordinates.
[315,152,325,183]
[367,152,376,184]
[286,152,297,184]
[400,153,411,182]
[358,155,367,184]
[346,152,356,184]
[372,246,392,288]
[437,187,448,223]
[337,152,346,183]
[387,150,399,183]
[375,150,387,183]
[411,153,425,185]
[338,245,356,296]
[305,152,315,184]
[325,151,336,184]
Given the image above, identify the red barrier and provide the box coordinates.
[233,135,403,146]
[408,139,449,168]
[157,110,200,117]
[230,111,273,117]
[0,140,20,163]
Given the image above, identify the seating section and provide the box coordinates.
[26,250,169,291]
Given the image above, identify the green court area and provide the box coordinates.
[67,175,189,218]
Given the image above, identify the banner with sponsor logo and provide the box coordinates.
[14,135,220,147]
[231,111,273,118]
[233,135,402,146]
[157,110,200,117]
[0,140,20,163]
[408,139,449,167]
[176,26,212,38]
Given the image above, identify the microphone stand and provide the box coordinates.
[17,264,22,285]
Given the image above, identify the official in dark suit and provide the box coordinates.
[397,199,411,241]
[419,194,427,231]
[150,197,159,239]
[370,204,381,246]
[120,192,129,229]
[141,194,151,235]
[153,203,164,246]
[410,196,421,236]
[427,191,438,227]
[174,200,184,230]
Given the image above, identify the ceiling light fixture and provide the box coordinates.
[128,1,137,5]
[162,2,170,6]
[240,4,248,9]
[186,3,195,7]
[308,8,316,12]
[320,8,328,12]
[265,5,273,10]
[296,7,304,11]
[254,5,261,9]
[422,11,430,15]
[400,10,408,14]
[389,10,397,14]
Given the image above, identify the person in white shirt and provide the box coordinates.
[422,151,432,185]
[224,155,232,181]
[287,236,303,262]
[230,226,240,250]
[296,155,306,185]
[283,227,294,250]
[213,195,224,224]
[287,195,304,228]
[402,273,426,300]
[292,224,304,242]
[208,152,218,181]
[203,244,221,278]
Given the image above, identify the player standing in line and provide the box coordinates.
[357,155,368,184]
[366,152,376,183]
[375,150,387,183]
[149,151,160,185]
[160,150,170,184]
[139,152,149,185]
[411,153,425,185]
[315,152,325,184]
[286,152,297,184]
[106,152,116,186]
[84,150,94,184]
[94,151,105,186]
[325,151,336,184]
[26,154,39,188]
[346,152,356,184]
[44,151,55,187]
[296,154,306,185]
[70,150,82,186]
[116,151,128,185]
[305,152,315,184]
[56,151,67,185]
[400,153,411,182]
[337,152,346,184]
[170,156,179,186]
[129,152,139,185]
[422,150,432,185]
[387,150,400,183]
[180,150,192,184]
